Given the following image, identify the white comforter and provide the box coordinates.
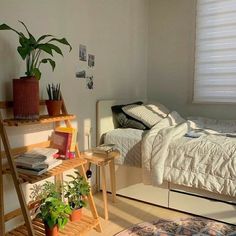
[142,111,236,197]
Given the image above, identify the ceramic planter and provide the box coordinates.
[44,224,59,236]
[45,100,62,116]
[13,76,39,120]
[70,208,82,222]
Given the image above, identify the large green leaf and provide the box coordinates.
[37,34,53,43]
[32,68,41,80]
[37,44,53,56]
[17,46,31,60]
[0,23,12,30]
[19,21,36,44]
[0,23,22,36]
[49,37,72,51]
[46,43,63,56]
[41,58,56,71]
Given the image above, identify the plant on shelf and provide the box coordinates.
[38,197,71,236]
[47,83,61,101]
[30,181,70,236]
[45,83,62,116]
[0,21,72,80]
[64,171,90,221]
[0,21,72,120]
[30,181,61,202]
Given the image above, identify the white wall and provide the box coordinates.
[0,0,149,231]
[0,0,149,149]
[148,0,236,119]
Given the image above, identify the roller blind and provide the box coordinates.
[194,0,236,103]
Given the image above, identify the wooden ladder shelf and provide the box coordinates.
[0,98,102,235]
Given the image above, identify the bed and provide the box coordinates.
[96,99,236,225]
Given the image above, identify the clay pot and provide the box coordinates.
[44,224,59,236]
[45,100,62,116]
[13,77,39,120]
[70,208,82,222]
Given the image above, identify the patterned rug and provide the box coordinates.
[115,217,236,236]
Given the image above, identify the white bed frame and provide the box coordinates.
[96,99,236,225]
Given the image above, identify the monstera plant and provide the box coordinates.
[0,21,72,119]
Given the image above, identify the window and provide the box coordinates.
[194,0,236,103]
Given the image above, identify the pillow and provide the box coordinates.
[111,102,148,130]
[122,104,168,128]
[147,101,170,117]
[167,111,185,125]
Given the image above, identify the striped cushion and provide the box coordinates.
[122,104,168,128]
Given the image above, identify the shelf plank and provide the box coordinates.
[1,141,51,159]
[15,157,87,184]
[6,215,100,236]
[3,114,75,126]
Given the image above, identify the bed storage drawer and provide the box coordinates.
[169,190,236,224]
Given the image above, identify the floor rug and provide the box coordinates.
[115,217,236,236]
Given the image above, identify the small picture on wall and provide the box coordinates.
[88,54,95,67]
[79,44,87,61]
[76,70,86,79]
[86,76,94,90]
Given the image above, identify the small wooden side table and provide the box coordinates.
[81,150,120,220]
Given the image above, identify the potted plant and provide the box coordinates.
[0,21,72,120]
[38,197,71,236]
[46,83,62,116]
[30,181,71,236]
[64,171,90,221]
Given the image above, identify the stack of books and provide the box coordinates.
[51,127,77,159]
[92,144,116,155]
[15,147,62,176]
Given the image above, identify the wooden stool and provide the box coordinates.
[81,150,120,220]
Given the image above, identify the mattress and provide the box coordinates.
[104,128,144,167]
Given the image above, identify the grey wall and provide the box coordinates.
[148,0,236,119]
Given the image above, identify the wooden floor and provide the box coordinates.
[87,192,190,236]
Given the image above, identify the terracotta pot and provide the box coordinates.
[13,76,39,120]
[45,100,62,116]
[70,208,82,222]
[44,224,59,236]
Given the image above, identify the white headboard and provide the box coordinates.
[96,99,146,145]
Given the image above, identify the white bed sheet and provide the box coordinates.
[104,128,144,167]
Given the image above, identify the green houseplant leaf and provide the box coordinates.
[30,182,71,229]
[0,21,72,79]
[64,171,90,210]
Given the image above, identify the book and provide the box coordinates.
[51,131,72,159]
[16,166,47,176]
[55,127,77,156]
[16,159,63,176]
[14,148,59,168]
[92,144,115,155]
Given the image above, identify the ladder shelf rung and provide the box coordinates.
[6,214,100,236]
[3,114,75,126]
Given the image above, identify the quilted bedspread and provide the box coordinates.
[142,111,236,197]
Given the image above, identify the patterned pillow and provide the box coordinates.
[122,104,168,128]
[111,102,148,130]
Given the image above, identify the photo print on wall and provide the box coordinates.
[79,44,87,61]
[76,44,95,90]
[88,54,95,67]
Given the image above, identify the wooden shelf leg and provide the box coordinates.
[0,123,35,236]
[0,139,5,235]
[78,164,102,232]
[101,165,108,220]
[109,159,116,203]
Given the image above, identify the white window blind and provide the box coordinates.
[194,0,236,103]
